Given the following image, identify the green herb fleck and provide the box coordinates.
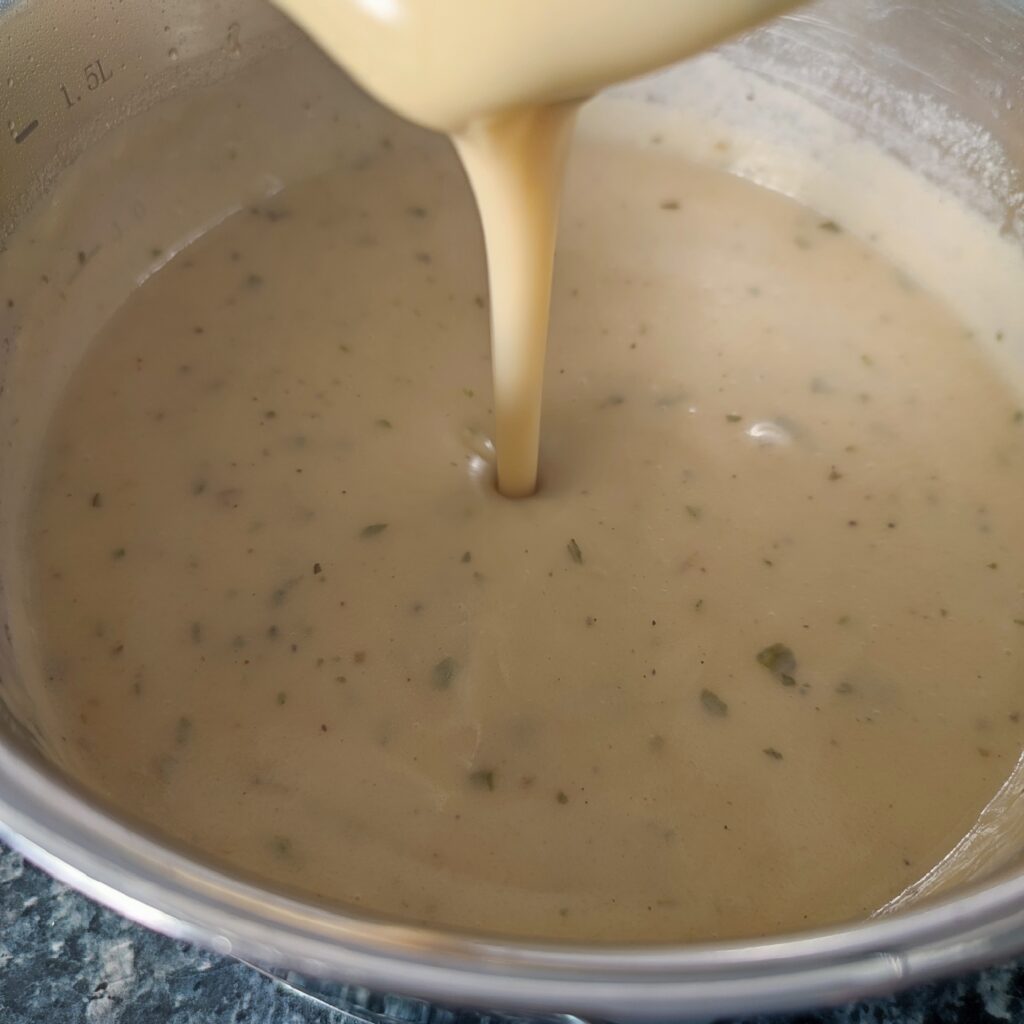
[276,691,288,706]
[261,207,291,223]
[469,769,495,791]
[270,835,292,858]
[432,656,458,689]
[686,505,702,520]
[174,716,193,747]
[1012,409,1022,424]
[461,551,472,564]
[270,576,302,607]
[700,688,728,717]
[462,388,475,398]
[655,393,686,408]
[90,492,103,508]
[312,562,322,575]
[828,466,843,481]
[600,393,626,409]
[360,522,389,538]
[375,418,393,429]
[757,643,797,686]
[567,538,584,565]
[725,413,742,423]
[556,790,570,804]
[190,622,202,645]
[836,681,855,695]
[818,219,842,233]
[111,547,126,560]
[763,747,784,760]
[659,199,680,211]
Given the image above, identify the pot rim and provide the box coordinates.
[2,736,1024,1019]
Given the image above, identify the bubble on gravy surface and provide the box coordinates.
[21,87,1024,941]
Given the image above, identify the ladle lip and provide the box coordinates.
[2,734,1024,1019]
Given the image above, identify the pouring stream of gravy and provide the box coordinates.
[266,0,801,494]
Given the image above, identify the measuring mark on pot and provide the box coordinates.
[59,58,114,109]
[12,119,38,144]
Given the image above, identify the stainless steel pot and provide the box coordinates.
[1,1,1023,1019]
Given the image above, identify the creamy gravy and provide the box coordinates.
[265,0,801,133]
[452,105,576,496]
[266,0,799,495]
[26,99,1024,941]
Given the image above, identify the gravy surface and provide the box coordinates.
[267,0,800,495]
[26,101,1024,941]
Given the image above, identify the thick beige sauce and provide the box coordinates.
[27,101,1024,941]
[453,104,577,497]
[266,0,799,495]
[266,0,801,133]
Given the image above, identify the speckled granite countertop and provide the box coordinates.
[1,842,1022,1024]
